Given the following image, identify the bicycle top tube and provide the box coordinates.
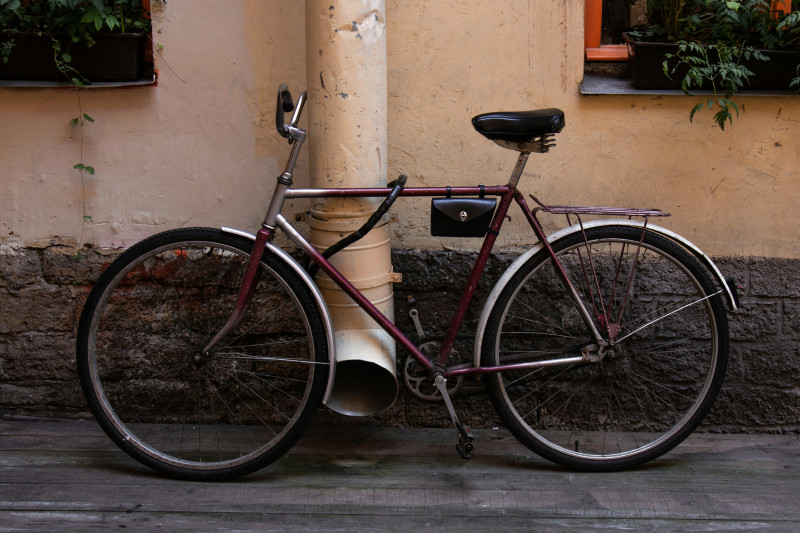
[285,186,510,199]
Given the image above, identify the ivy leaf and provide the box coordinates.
[83,113,94,123]
[83,215,93,222]
[70,117,79,126]
[74,164,96,175]
[61,53,72,63]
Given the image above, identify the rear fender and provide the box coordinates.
[473,219,738,368]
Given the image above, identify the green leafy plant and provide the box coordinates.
[669,41,770,129]
[71,96,95,240]
[628,0,800,129]
[0,0,151,84]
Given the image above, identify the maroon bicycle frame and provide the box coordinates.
[202,88,601,379]
[274,183,593,378]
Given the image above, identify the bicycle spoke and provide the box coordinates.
[615,290,721,344]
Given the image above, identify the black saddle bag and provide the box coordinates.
[430,186,497,237]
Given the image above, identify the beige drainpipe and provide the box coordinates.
[305,0,398,416]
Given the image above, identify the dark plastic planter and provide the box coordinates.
[0,32,148,82]
[623,33,800,91]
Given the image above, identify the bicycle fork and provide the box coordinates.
[200,226,272,356]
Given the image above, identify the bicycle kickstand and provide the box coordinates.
[432,372,474,459]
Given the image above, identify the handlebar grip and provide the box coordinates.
[278,83,294,113]
[276,83,295,137]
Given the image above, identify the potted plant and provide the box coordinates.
[0,0,152,84]
[625,0,800,129]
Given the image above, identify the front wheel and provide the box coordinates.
[76,228,329,480]
[481,226,729,471]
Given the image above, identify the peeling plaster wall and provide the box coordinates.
[0,0,798,257]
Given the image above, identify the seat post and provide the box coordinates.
[508,151,530,188]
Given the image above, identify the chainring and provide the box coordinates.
[402,341,464,401]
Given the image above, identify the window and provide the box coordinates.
[582,0,796,94]
[0,0,154,88]
[584,0,793,62]
[584,0,632,62]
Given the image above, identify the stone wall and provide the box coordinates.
[1,243,798,433]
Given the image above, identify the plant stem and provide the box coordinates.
[75,88,88,246]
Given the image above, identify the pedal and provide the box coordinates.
[455,425,474,460]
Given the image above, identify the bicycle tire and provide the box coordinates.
[76,228,329,481]
[481,225,728,471]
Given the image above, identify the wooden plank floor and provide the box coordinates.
[1,417,799,531]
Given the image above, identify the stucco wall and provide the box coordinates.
[0,1,798,258]
[0,0,307,251]
[1,1,799,431]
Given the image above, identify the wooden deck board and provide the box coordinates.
[1,418,798,531]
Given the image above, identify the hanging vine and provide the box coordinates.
[70,88,95,245]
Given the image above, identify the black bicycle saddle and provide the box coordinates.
[471,109,565,143]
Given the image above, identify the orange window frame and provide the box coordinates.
[584,0,628,62]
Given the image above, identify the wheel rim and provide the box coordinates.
[85,240,320,471]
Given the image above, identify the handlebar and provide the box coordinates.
[276,84,307,140]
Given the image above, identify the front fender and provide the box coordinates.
[473,219,738,368]
[221,226,337,406]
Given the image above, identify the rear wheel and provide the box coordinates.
[77,228,329,480]
[482,225,728,471]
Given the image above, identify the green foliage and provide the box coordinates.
[667,40,770,130]
[70,112,93,125]
[630,0,800,130]
[637,0,800,50]
[73,162,95,174]
[0,0,151,82]
[70,106,95,233]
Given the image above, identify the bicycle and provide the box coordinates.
[76,84,738,481]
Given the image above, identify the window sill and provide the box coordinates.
[581,73,798,97]
[0,73,156,89]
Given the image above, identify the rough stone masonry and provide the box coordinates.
[1,243,798,433]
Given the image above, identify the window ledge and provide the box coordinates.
[0,73,156,89]
[581,73,798,97]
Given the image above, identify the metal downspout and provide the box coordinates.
[305,0,398,416]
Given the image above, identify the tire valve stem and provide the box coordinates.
[575,440,579,452]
